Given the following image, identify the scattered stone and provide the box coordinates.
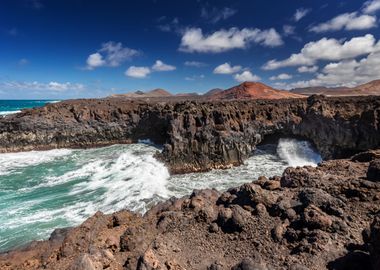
[302,205,333,231]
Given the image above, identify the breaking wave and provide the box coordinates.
[277,138,322,167]
[0,138,321,251]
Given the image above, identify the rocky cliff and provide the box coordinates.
[0,95,379,173]
[1,151,380,269]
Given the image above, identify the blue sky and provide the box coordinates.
[0,0,380,99]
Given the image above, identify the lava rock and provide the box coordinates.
[367,159,380,182]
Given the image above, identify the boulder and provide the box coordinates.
[367,159,380,182]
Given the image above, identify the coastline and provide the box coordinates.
[0,95,379,174]
[0,95,379,269]
[0,150,379,269]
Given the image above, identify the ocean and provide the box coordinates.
[0,100,322,252]
[0,100,60,115]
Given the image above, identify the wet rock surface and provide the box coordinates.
[0,95,379,173]
[1,150,380,269]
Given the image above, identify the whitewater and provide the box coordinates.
[0,138,321,252]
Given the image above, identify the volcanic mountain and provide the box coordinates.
[204,88,223,96]
[111,88,172,98]
[291,80,380,96]
[208,82,304,100]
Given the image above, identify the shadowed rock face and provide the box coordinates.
[1,151,380,270]
[0,95,379,173]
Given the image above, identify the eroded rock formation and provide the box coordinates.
[0,95,379,173]
[1,151,379,269]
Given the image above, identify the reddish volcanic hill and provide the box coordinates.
[146,88,172,97]
[209,82,304,100]
[353,80,380,95]
[110,88,172,98]
[291,80,380,96]
[204,88,223,96]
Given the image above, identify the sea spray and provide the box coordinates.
[276,138,322,167]
[0,138,321,251]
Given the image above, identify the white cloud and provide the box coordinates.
[283,25,295,36]
[201,7,237,24]
[263,34,378,70]
[363,0,380,14]
[297,65,318,73]
[179,27,283,53]
[1,81,85,92]
[234,71,261,82]
[293,8,310,21]
[86,53,105,69]
[184,61,207,67]
[310,12,377,33]
[85,42,139,70]
[125,66,151,78]
[283,51,380,88]
[213,63,242,74]
[270,73,293,80]
[152,60,176,71]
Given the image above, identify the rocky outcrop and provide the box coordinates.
[0,95,379,173]
[1,150,380,269]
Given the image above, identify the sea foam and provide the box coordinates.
[277,138,322,167]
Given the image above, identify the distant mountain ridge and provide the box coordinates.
[110,79,380,101]
[111,88,172,98]
[291,80,380,96]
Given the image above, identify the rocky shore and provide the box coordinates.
[0,95,379,173]
[1,150,380,269]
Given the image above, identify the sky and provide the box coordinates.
[0,0,380,99]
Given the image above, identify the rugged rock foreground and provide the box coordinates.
[1,150,380,270]
[0,95,379,173]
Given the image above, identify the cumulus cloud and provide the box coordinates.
[152,60,176,71]
[86,53,105,69]
[125,59,176,79]
[282,51,380,88]
[234,71,261,82]
[297,65,318,73]
[263,34,378,70]
[179,27,283,53]
[293,8,310,21]
[184,61,207,67]
[125,66,151,78]
[85,42,139,70]
[363,0,380,14]
[310,12,377,33]
[213,63,242,74]
[1,81,85,92]
[283,25,296,36]
[201,7,237,24]
[269,73,293,80]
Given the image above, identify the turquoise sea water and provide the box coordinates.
[0,99,322,252]
[0,100,60,115]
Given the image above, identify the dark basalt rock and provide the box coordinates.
[0,96,379,174]
[367,159,380,181]
[0,152,380,269]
